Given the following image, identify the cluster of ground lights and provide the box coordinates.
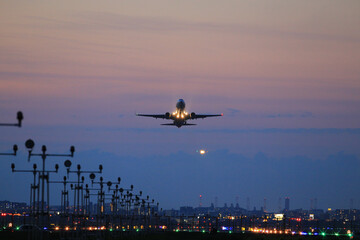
[249,228,353,238]
[3,224,355,238]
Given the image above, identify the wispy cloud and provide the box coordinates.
[24,12,360,43]
[226,108,241,117]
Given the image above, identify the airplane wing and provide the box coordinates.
[136,114,167,119]
[191,113,223,119]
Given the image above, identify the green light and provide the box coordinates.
[321,232,326,236]
[176,229,179,232]
[109,228,113,232]
[335,233,339,236]
[229,231,232,234]
[202,230,205,233]
[308,232,312,235]
[122,229,126,232]
[16,227,20,231]
[348,233,353,237]
[136,229,139,232]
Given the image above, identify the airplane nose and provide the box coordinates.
[176,101,185,109]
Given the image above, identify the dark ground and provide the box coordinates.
[0,231,357,240]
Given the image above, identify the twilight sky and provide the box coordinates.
[1,1,360,211]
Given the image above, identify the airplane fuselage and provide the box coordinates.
[172,99,189,127]
[136,98,222,128]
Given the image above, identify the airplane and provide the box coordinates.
[136,99,223,128]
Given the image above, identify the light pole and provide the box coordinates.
[133,191,143,217]
[91,177,121,229]
[0,144,18,156]
[65,160,102,217]
[119,185,134,228]
[0,111,23,127]
[11,163,39,225]
[49,176,80,227]
[104,178,121,230]
[24,139,74,228]
[84,173,98,216]
[140,197,157,231]
[119,185,137,230]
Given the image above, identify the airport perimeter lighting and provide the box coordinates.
[1,112,22,156]
[11,163,40,219]
[49,175,80,217]
[65,160,103,216]
[0,144,18,156]
[24,138,75,228]
[0,111,23,127]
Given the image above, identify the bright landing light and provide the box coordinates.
[199,150,206,155]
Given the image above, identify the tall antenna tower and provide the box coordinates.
[278,197,282,212]
[236,196,240,208]
[264,198,267,212]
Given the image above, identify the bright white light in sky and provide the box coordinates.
[199,149,206,155]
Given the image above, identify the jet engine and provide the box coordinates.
[165,112,170,119]
[190,112,196,119]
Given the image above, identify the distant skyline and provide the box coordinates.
[1,1,360,210]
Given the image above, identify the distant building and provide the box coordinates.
[180,206,194,216]
[285,197,290,211]
[0,200,28,212]
[164,209,179,217]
